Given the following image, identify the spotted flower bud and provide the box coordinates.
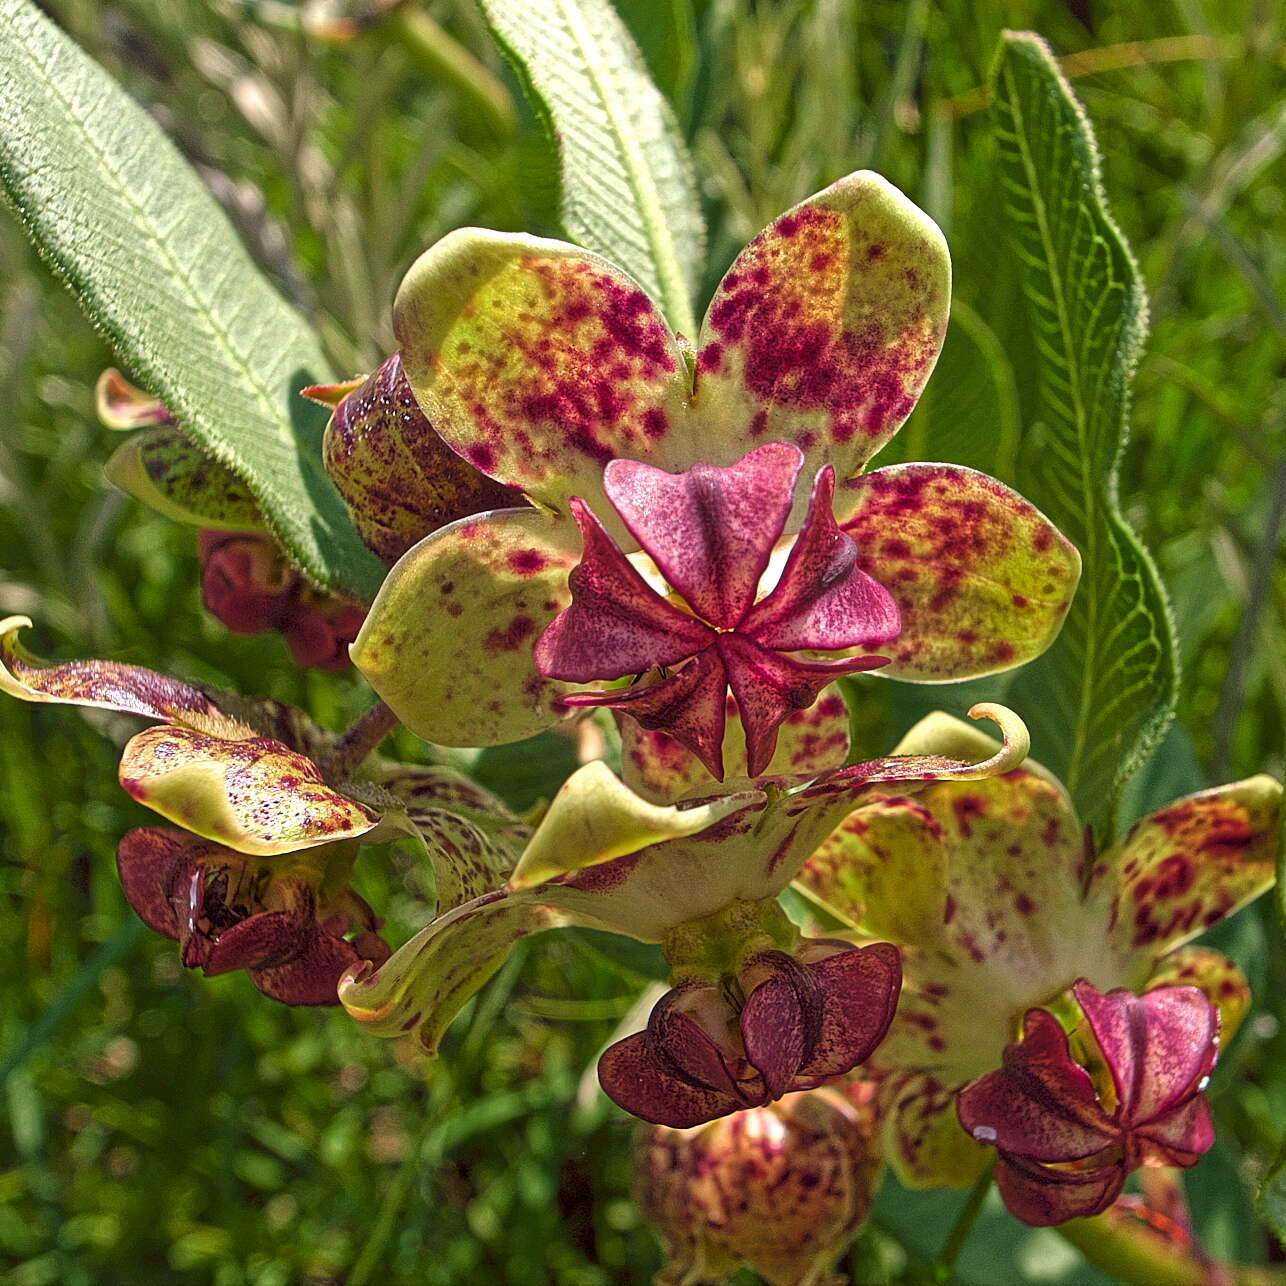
[635,1087,882,1286]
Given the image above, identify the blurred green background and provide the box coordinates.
[1,1,1282,1282]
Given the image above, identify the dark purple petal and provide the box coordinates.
[202,883,314,975]
[250,928,365,1006]
[535,498,715,682]
[652,988,746,1099]
[740,966,815,1100]
[798,943,902,1080]
[957,1009,1117,1163]
[717,632,888,776]
[604,442,803,629]
[1073,981,1218,1127]
[116,827,190,940]
[995,1153,1127,1227]
[1136,1096,1215,1168]
[598,1030,740,1128]
[740,465,901,650]
[561,648,729,779]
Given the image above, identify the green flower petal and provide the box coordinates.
[393,229,694,521]
[880,1072,989,1190]
[105,427,265,531]
[119,725,379,856]
[840,464,1080,680]
[352,509,580,745]
[693,172,949,501]
[1104,775,1280,964]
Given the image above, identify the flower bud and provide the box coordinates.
[634,1088,881,1286]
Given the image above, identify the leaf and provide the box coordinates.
[990,32,1178,827]
[479,0,706,338]
[0,0,383,599]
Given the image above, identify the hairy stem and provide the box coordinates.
[321,701,400,781]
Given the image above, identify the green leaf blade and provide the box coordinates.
[480,0,705,338]
[0,0,383,599]
[991,31,1178,825]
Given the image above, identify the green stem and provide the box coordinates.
[383,6,517,142]
[1058,1213,1286,1286]
[932,1165,994,1281]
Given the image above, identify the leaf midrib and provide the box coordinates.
[553,0,697,338]
[1000,52,1101,797]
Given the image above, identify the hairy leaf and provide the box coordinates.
[479,0,705,337]
[990,32,1177,825]
[0,0,383,598]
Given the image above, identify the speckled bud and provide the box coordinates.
[322,353,522,565]
[634,1087,882,1286]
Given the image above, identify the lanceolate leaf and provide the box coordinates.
[990,32,1177,825]
[0,0,383,599]
[479,0,705,338]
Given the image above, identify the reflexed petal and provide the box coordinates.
[119,725,379,855]
[796,795,948,944]
[599,1030,740,1128]
[840,464,1080,680]
[339,888,573,1052]
[799,943,902,1079]
[740,969,813,1099]
[957,1009,1116,1162]
[1135,1095,1215,1167]
[251,929,371,1006]
[1146,947,1251,1043]
[995,1154,1125,1227]
[352,508,580,745]
[1106,776,1280,959]
[718,632,887,777]
[116,827,190,939]
[741,465,900,650]
[393,230,692,517]
[694,172,950,494]
[1073,981,1217,1126]
[564,649,730,780]
[619,693,850,804]
[880,1072,991,1189]
[603,443,801,628]
[322,353,521,565]
[508,760,761,890]
[95,368,175,429]
[105,428,264,531]
[653,989,746,1099]
[535,499,715,681]
[0,615,229,729]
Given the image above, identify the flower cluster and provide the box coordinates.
[4,168,1279,1282]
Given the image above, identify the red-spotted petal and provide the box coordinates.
[799,943,902,1080]
[717,632,886,777]
[534,499,715,682]
[1073,981,1218,1127]
[741,465,900,650]
[840,464,1080,680]
[603,443,802,629]
[116,827,190,940]
[653,988,747,1099]
[740,959,817,1099]
[598,1030,741,1128]
[995,1154,1126,1227]
[957,1009,1116,1162]
[693,172,949,493]
[251,929,372,1007]
[562,649,729,781]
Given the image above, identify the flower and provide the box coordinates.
[337,698,1030,1122]
[535,443,898,778]
[793,712,1280,1220]
[199,530,366,671]
[0,616,520,1004]
[599,935,899,1128]
[635,1086,882,1286]
[957,981,1217,1225]
[351,172,1079,763]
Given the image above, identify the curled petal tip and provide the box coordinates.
[964,703,1030,776]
